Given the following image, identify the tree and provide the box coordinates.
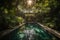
[0,0,20,30]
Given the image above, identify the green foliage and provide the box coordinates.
[0,0,60,32]
[0,0,19,29]
[17,17,24,23]
[36,0,60,31]
[16,0,60,32]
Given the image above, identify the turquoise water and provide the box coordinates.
[1,23,57,40]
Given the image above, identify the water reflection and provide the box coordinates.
[17,23,57,40]
[1,23,57,40]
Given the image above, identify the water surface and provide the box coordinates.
[1,23,57,40]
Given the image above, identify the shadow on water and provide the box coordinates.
[0,23,59,40]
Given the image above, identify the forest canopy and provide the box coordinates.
[0,0,60,32]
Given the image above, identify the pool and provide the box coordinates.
[1,23,57,40]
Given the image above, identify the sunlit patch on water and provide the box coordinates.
[1,23,57,40]
[17,23,57,40]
